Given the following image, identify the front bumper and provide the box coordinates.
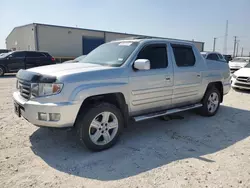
[223,82,231,95]
[13,91,81,128]
[231,77,250,90]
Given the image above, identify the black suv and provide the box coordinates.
[0,51,56,76]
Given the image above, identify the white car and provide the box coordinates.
[231,63,250,90]
[229,57,250,72]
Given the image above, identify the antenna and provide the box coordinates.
[223,20,228,55]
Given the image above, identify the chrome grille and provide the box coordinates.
[18,80,31,100]
[237,76,250,83]
[235,82,250,88]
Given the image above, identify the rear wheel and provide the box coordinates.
[0,66,5,76]
[199,87,221,116]
[76,103,123,151]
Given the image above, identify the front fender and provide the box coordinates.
[69,81,129,104]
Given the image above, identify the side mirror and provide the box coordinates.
[133,59,150,70]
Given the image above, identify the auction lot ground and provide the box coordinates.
[0,75,250,188]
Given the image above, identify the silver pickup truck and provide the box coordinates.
[13,38,231,151]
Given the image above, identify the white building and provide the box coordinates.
[6,23,205,58]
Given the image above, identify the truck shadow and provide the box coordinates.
[232,88,250,94]
[0,74,16,79]
[29,105,250,181]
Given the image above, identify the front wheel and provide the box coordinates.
[0,66,5,76]
[75,103,123,151]
[199,87,221,116]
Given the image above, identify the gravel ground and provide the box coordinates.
[0,75,250,188]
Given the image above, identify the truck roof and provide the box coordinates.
[111,36,194,46]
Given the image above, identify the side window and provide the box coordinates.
[207,53,219,61]
[27,52,46,58]
[11,52,25,58]
[137,44,168,69]
[171,45,195,67]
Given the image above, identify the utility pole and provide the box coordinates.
[223,20,228,55]
[236,41,239,57]
[233,36,237,57]
[213,37,217,51]
[241,48,243,57]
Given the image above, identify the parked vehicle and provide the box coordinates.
[223,54,232,63]
[63,55,86,64]
[201,51,227,62]
[0,51,55,76]
[13,38,231,151]
[0,49,10,54]
[231,63,250,90]
[229,57,250,72]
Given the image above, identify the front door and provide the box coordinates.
[129,43,173,116]
[7,51,26,72]
[170,44,202,107]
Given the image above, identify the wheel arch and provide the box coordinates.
[74,92,129,127]
[204,81,223,102]
[0,64,7,74]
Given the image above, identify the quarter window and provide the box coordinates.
[171,45,195,67]
[137,44,168,69]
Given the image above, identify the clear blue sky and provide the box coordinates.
[0,0,249,55]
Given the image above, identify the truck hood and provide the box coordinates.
[234,68,250,77]
[21,62,125,83]
[229,61,248,68]
[28,63,112,77]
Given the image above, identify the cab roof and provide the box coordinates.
[111,36,194,46]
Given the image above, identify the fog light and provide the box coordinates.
[49,113,60,121]
[38,112,47,121]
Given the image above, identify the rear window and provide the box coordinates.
[41,52,51,57]
[217,53,223,59]
[232,58,250,63]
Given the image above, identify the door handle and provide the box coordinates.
[197,74,201,77]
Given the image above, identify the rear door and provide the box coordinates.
[25,52,48,69]
[170,44,202,107]
[129,43,173,115]
[7,52,26,72]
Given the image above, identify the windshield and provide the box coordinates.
[73,55,86,62]
[79,41,139,66]
[245,63,250,68]
[0,52,12,58]
[232,57,250,63]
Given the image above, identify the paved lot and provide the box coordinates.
[0,75,250,188]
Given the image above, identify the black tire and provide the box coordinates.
[75,103,124,151]
[0,66,5,76]
[199,87,221,117]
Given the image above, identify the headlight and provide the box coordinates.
[232,74,237,79]
[31,83,63,97]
